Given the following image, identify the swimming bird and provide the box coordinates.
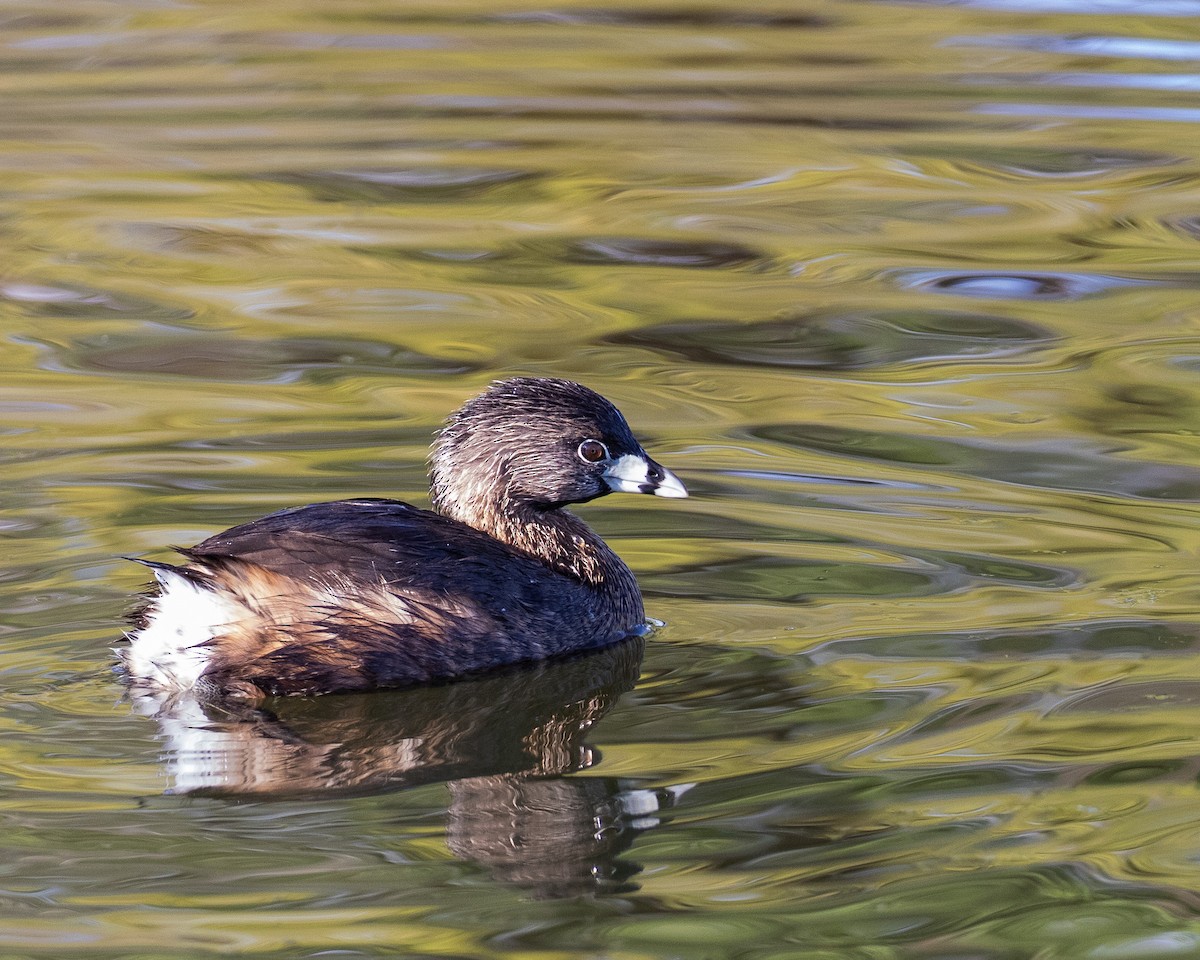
[125,377,687,700]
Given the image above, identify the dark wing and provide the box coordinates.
[188,498,561,592]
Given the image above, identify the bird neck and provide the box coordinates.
[435,486,627,591]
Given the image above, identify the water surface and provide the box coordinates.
[5,1,1200,957]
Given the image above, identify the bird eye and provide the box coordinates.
[577,439,609,463]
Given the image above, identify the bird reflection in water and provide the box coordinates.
[130,636,690,897]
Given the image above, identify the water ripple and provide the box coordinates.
[809,620,1200,664]
[608,310,1054,370]
[8,0,1200,950]
[891,269,1149,301]
[27,333,479,382]
[490,8,831,27]
[756,423,1200,499]
[939,0,1200,12]
[534,236,767,270]
[979,103,1200,124]
[1048,680,1200,715]
[258,167,543,203]
[1,281,194,324]
[956,33,1200,62]
[648,545,1073,605]
[908,147,1184,180]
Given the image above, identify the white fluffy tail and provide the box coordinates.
[125,566,235,691]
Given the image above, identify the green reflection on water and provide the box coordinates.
[4,0,1200,957]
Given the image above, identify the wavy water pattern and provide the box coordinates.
[3,0,1200,958]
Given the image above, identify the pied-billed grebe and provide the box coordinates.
[126,377,687,700]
